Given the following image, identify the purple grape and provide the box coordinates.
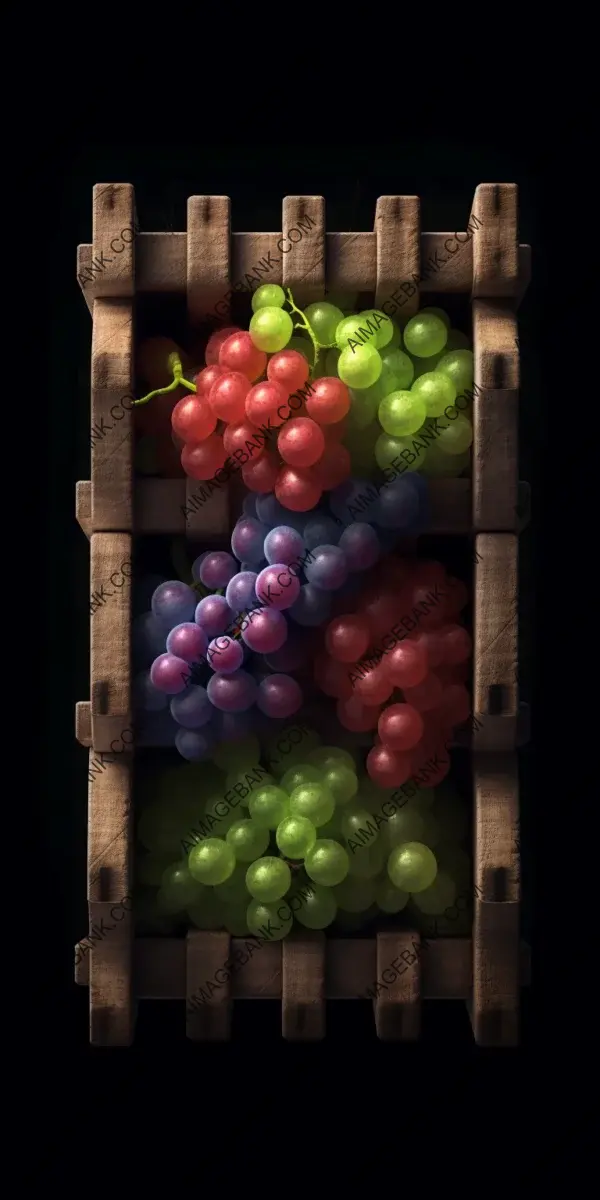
[151,581,197,630]
[338,522,381,571]
[213,710,256,742]
[199,551,237,589]
[330,477,379,526]
[136,707,179,747]
[195,594,233,637]
[191,551,211,582]
[255,494,289,526]
[175,726,215,762]
[231,517,270,564]
[255,564,301,610]
[132,612,168,669]
[207,635,244,674]
[264,628,308,672]
[374,477,420,530]
[256,674,303,719]
[150,653,190,695]
[263,525,306,567]
[170,685,213,730]
[134,574,167,617]
[288,583,332,626]
[226,571,258,613]
[241,606,288,654]
[304,545,348,592]
[304,515,341,550]
[166,622,209,664]
[133,669,169,713]
[207,669,257,713]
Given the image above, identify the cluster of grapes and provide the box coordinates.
[313,555,472,789]
[135,730,472,939]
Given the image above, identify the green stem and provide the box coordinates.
[284,288,337,378]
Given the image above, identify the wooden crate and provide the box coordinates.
[75,184,530,1046]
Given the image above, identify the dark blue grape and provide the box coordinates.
[338,522,380,571]
[304,545,348,591]
[304,515,341,550]
[288,583,333,626]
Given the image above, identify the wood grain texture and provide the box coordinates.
[473,533,518,751]
[90,533,131,753]
[91,184,136,298]
[472,299,519,530]
[375,196,420,319]
[187,196,231,324]
[471,184,519,299]
[186,931,232,1041]
[281,196,325,307]
[471,752,520,1045]
[282,933,326,1041]
[374,931,421,1041]
[91,299,134,530]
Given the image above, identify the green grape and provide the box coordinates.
[420,812,442,849]
[226,819,270,863]
[382,807,425,848]
[213,863,249,904]
[156,862,204,914]
[265,726,321,776]
[188,890,223,930]
[136,851,176,887]
[276,815,317,859]
[325,347,341,375]
[411,370,457,418]
[289,782,335,828]
[333,875,376,912]
[317,811,344,840]
[247,899,293,941]
[189,838,236,885]
[304,839,349,887]
[387,321,402,349]
[403,313,448,358]
[379,348,414,391]
[346,422,380,476]
[355,777,396,813]
[411,351,444,379]
[294,884,337,930]
[347,839,384,880]
[251,283,285,312]
[225,764,274,805]
[379,390,426,438]
[249,306,293,353]
[304,301,345,346]
[421,306,451,329]
[334,315,363,351]
[374,432,422,474]
[281,763,323,794]
[358,308,395,350]
[307,746,356,774]
[246,856,291,902]
[435,349,474,394]
[346,389,379,432]
[212,735,261,773]
[387,842,438,893]
[375,877,410,913]
[421,442,471,478]
[221,902,251,936]
[405,785,435,812]
[412,869,456,914]
[436,414,473,456]
[338,343,382,389]
[322,764,358,806]
[201,794,239,838]
[287,336,314,364]
[248,784,289,830]
[445,328,470,351]
[342,806,379,844]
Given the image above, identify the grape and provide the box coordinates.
[378,703,424,751]
[294,884,337,929]
[225,819,270,863]
[278,417,325,468]
[187,891,223,931]
[248,785,289,829]
[249,307,293,353]
[175,726,215,761]
[242,452,281,493]
[304,301,345,345]
[322,764,358,805]
[387,842,438,892]
[411,870,456,914]
[207,635,244,675]
[252,283,285,312]
[421,442,470,478]
[264,629,308,672]
[241,607,287,655]
[375,878,410,913]
[188,837,236,886]
[267,348,310,392]
[224,420,267,466]
[276,815,317,859]
[246,856,291,902]
[288,582,332,626]
[231,517,270,565]
[257,674,303,719]
[157,862,203,914]
[403,313,448,358]
[330,477,380,526]
[226,571,258,613]
[338,343,382,389]
[411,370,457,418]
[435,414,473,456]
[132,612,168,668]
[207,669,257,713]
[133,669,169,713]
[382,806,425,848]
[166,622,209,665]
[219,331,267,382]
[374,432,418,474]
[347,388,379,431]
[379,347,415,392]
[435,349,474,395]
[379,390,426,438]
[313,443,352,492]
[288,782,335,827]
[347,838,384,879]
[205,326,241,366]
[385,641,429,689]
[220,903,251,936]
[306,377,351,425]
[305,545,348,592]
[213,863,249,905]
[275,466,322,513]
[281,763,323,793]
[255,563,301,610]
[307,746,356,773]
[170,684,213,730]
[208,371,251,423]
[445,329,470,352]
[333,876,376,912]
[182,435,227,481]
[357,308,395,351]
[338,522,380,570]
[136,851,178,887]
[304,839,348,886]
[242,495,258,520]
[152,581,197,630]
[342,806,378,844]
[171,393,217,443]
[286,337,313,363]
[195,364,225,397]
[150,653,190,695]
[247,899,293,940]
[325,615,370,663]
[304,516,341,550]
[264,525,306,567]
[336,695,381,733]
[193,595,231,638]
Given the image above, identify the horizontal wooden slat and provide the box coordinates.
[76,934,531,996]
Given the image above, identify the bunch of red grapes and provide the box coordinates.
[171,328,352,512]
[315,555,472,790]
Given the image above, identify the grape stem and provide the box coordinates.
[284,288,336,378]
[132,352,197,407]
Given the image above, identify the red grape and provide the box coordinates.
[219,331,267,382]
[385,640,428,688]
[336,694,381,732]
[195,364,224,398]
[223,420,267,463]
[314,655,354,700]
[400,580,447,630]
[275,466,322,512]
[171,394,216,443]
[278,417,325,468]
[438,623,472,665]
[257,674,303,719]
[181,434,227,481]
[366,744,412,788]
[359,588,398,638]
[205,326,240,366]
[267,349,310,392]
[325,615,371,663]
[410,628,445,669]
[378,703,424,751]
[402,672,444,712]
[312,443,351,491]
[306,376,351,424]
[354,664,394,706]
[245,380,290,429]
[208,371,251,423]
[242,452,280,493]
[438,682,471,728]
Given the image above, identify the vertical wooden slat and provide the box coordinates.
[187,196,231,325]
[473,533,518,751]
[281,197,325,307]
[90,533,132,753]
[282,933,325,1040]
[471,753,520,1046]
[92,183,136,299]
[472,300,519,530]
[186,931,232,1041]
[374,931,421,1040]
[374,196,420,318]
[471,183,519,299]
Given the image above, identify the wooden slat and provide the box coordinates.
[87,753,134,1045]
[374,931,421,1040]
[472,299,519,530]
[91,299,134,530]
[187,196,231,325]
[471,751,520,1046]
[281,196,326,307]
[473,533,518,751]
[76,481,92,538]
[282,933,326,1040]
[375,196,420,319]
[471,184,519,299]
[186,931,232,1041]
[91,184,136,299]
[90,533,131,753]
